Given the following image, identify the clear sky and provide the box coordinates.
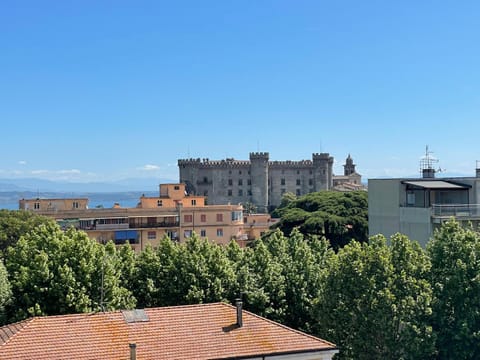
[1,0,479,184]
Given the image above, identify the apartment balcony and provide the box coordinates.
[432,204,480,219]
[129,221,180,229]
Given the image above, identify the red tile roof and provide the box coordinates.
[0,302,337,360]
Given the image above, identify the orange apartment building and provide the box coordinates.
[19,183,274,251]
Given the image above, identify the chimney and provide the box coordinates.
[236,299,243,327]
[129,343,137,360]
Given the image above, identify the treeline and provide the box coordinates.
[0,209,479,359]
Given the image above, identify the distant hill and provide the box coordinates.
[0,177,176,193]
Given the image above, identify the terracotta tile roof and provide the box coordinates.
[0,302,337,360]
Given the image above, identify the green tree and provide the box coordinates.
[0,209,52,256]
[315,234,434,359]
[5,222,135,322]
[263,228,332,333]
[271,191,368,250]
[428,220,480,359]
[0,260,11,325]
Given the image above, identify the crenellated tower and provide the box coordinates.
[249,152,269,213]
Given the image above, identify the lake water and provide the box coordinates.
[0,191,158,211]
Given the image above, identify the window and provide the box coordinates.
[247,190,252,196]
[73,201,79,209]
[238,189,243,196]
[296,189,301,196]
[191,199,197,206]
[297,170,300,174]
[184,230,192,238]
[34,202,40,210]
[216,213,223,222]
[157,200,163,207]
[247,179,251,185]
[174,185,180,190]
[309,170,313,175]
[231,211,242,221]
[228,179,233,186]
[281,178,285,185]
[184,214,193,222]
[217,228,223,237]
[147,231,156,240]
[201,214,207,222]
[309,179,313,186]
[296,179,301,185]
[239,170,242,174]
[238,179,243,186]
[228,189,232,196]
[203,176,208,183]
[200,229,206,237]
[229,170,232,174]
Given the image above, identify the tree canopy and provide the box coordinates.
[271,190,368,250]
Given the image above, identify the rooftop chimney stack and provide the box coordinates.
[129,343,137,360]
[236,299,243,327]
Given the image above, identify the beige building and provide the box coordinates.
[20,183,274,251]
[369,164,480,247]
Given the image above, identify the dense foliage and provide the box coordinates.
[1,210,479,359]
[271,190,368,250]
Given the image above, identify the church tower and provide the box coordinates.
[344,154,356,176]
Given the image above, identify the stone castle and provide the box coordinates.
[178,152,362,212]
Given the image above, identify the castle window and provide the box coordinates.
[296,189,301,196]
[228,189,232,196]
[238,189,243,196]
[297,170,300,174]
[296,179,301,185]
[238,179,243,186]
[281,178,285,185]
[247,179,251,185]
[229,170,232,174]
[228,179,233,186]
[323,169,326,175]
[239,170,242,174]
[247,190,252,196]
[310,170,313,175]
[157,200,163,207]
[309,179,313,186]
[248,170,250,175]
[203,177,208,183]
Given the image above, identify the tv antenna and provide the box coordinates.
[419,145,442,178]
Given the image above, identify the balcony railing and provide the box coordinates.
[432,204,480,218]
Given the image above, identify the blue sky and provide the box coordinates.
[1,0,479,184]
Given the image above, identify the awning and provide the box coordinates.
[115,230,138,240]
[402,180,470,189]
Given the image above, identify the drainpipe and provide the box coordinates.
[129,343,136,360]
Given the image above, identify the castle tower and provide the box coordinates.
[178,158,202,195]
[344,154,356,176]
[249,152,269,213]
[312,153,334,190]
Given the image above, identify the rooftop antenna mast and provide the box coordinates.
[419,145,439,179]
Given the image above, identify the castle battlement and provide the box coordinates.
[249,152,270,160]
[269,159,314,168]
